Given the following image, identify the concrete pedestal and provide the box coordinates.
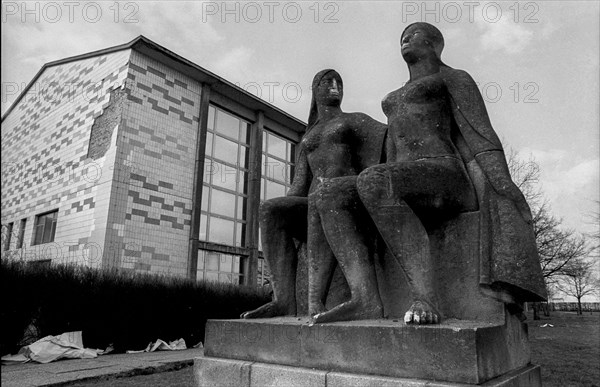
[194,314,541,386]
[194,358,541,387]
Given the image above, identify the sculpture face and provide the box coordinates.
[315,72,343,107]
[401,26,435,63]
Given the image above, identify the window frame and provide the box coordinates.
[32,210,58,246]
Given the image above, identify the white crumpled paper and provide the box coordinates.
[1,331,105,364]
[126,338,187,354]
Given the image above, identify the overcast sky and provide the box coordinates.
[2,1,599,236]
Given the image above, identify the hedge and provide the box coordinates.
[1,258,270,356]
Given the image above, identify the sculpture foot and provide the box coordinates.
[240,301,295,319]
[309,299,383,325]
[403,300,440,325]
[308,301,327,317]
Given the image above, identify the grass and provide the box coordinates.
[528,311,600,387]
[72,311,600,386]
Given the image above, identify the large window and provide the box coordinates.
[33,210,58,246]
[197,250,246,284]
[261,131,295,201]
[200,106,250,247]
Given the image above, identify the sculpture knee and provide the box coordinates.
[259,198,290,229]
[357,166,389,205]
[313,179,357,212]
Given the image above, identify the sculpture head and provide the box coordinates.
[400,22,444,64]
[307,69,343,131]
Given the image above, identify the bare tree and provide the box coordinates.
[508,150,589,283]
[557,258,600,315]
[507,150,594,319]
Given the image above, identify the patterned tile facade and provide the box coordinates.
[2,42,301,283]
[1,48,202,277]
[1,50,132,267]
[110,50,201,276]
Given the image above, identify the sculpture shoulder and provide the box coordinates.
[440,67,478,90]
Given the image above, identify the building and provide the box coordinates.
[1,36,305,286]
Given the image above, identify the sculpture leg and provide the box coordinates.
[241,197,307,319]
[307,193,337,316]
[357,160,476,324]
[310,176,383,324]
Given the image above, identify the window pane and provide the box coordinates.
[198,251,206,270]
[233,256,241,273]
[215,110,240,139]
[199,214,207,240]
[213,135,239,165]
[203,159,213,184]
[267,133,287,160]
[43,216,54,243]
[48,219,57,243]
[258,230,262,251]
[239,146,248,169]
[17,219,26,249]
[265,180,286,200]
[207,106,216,130]
[201,186,209,212]
[210,189,237,219]
[263,157,285,182]
[4,223,13,250]
[34,224,44,245]
[208,217,235,245]
[205,132,213,157]
[206,252,219,271]
[221,255,233,272]
[237,196,245,220]
[236,223,244,247]
[239,123,249,144]
[210,161,239,192]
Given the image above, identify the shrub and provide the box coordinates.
[0,258,270,356]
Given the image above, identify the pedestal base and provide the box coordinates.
[193,357,541,387]
[200,314,535,385]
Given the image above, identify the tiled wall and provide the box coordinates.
[1,50,132,266]
[111,50,202,276]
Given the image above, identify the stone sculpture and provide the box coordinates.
[358,22,546,324]
[243,22,546,325]
[200,23,548,387]
[241,69,387,320]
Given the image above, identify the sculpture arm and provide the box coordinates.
[287,143,312,197]
[474,151,533,224]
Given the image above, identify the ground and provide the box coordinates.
[68,311,600,387]
[529,311,599,386]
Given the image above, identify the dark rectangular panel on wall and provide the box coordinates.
[188,83,212,280]
[244,110,265,286]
